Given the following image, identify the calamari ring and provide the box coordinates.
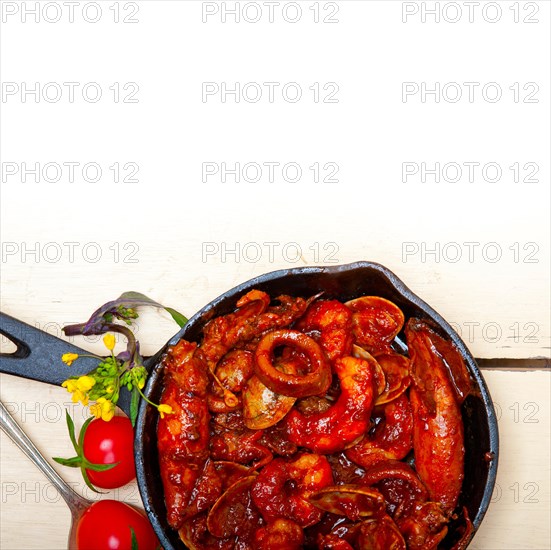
[254,329,331,398]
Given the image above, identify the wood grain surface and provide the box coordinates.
[1,207,550,549]
[1,370,549,550]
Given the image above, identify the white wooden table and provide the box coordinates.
[1,1,549,548]
[1,261,549,549]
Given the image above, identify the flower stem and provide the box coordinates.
[134,382,157,408]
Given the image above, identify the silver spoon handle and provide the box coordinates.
[0,400,89,514]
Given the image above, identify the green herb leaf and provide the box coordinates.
[130,528,139,550]
[64,291,187,335]
[65,410,79,454]
[118,292,187,327]
[130,386,140,427]
[55,412,108,493]
[52,456,81,468]
[81,466,105,494]
[164,307,188,328]
[78,416,95,450]
[83,460,120,472]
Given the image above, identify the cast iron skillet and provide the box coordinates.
[0,261,498,549]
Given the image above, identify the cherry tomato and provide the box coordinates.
[83,416,136,489]
[76,500,159,550]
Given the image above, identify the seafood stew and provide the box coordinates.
[134,263,498,550]
[156,293,485,548]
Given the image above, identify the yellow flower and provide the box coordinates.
[158,404,173,419]
[62,379,78,393]
[62,353,79,366]
[90,397,115,422]
[89,400,102,419]
[71,389,89,406]
[62,377,93,406]
[103,333,116,351]
[76,375,96,392]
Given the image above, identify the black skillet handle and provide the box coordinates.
[0,312,132,417]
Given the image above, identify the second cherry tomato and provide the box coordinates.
[83,416,136,489]
[76,500,159,550]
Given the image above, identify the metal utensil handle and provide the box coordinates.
[0,312,97,385]
[0,313,134,416]
[0,400,90,514]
